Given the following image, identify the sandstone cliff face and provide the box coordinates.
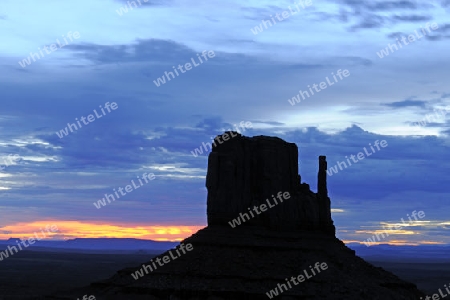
[206,132,334,234]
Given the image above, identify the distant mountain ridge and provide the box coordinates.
[0,238,179,253]
[347,243,450,261]
[2,237,448,260]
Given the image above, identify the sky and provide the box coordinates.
[0,0,449,244]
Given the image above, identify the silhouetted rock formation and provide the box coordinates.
[318,155,328,197]
[47,133,425,300]
[206,132,335,235]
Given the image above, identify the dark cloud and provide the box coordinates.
[392,15,433,22]
[423,23,450,40]
[350,14,388,29]
[382,99,427,109]
[66,39,194,65]
[332,0,436,31]
[339,0,425,11]
[425,35,448,41]
[387,31,405,39]
[351,13,435,30]
[370,1,419,10]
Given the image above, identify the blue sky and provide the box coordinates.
[0,0,449,243]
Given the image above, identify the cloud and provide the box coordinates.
[114,0,171,7]
[66,39,194,65]
[338,0,425,11]
[370,1,419,10]
[251,120,285,126]
[391,15,433,22]
[350,14,388,29]
[387,31,405,39]
[382,99,427,109]
[333,0,437,31]
[422,23,450,40]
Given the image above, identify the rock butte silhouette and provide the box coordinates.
[50,133,425,299]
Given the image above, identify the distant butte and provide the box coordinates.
[51,133,425,299]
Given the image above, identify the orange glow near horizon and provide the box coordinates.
[0,221,205,241]
[2,221,447,245]
[355,229,417,235]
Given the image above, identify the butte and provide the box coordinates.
[52,132,425,300]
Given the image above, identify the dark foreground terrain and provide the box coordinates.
[367,260,450,296]
[349,244,450,295]
[0,247,449,299]
[0,248,157,300]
